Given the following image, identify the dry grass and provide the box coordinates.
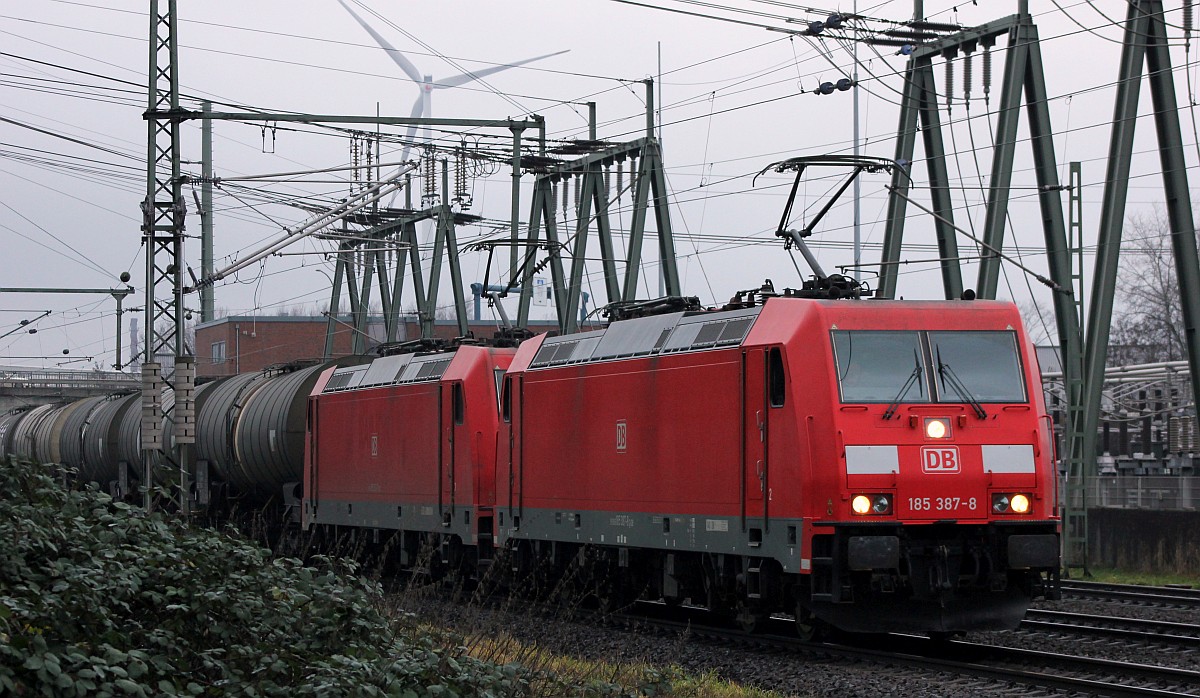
[1082,566,1200,588]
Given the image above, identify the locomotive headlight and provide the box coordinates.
[1010,494,1031,514]
[852,495,872,515]
[992,493,1032,514]
[924,418,950,439]
[872,494,892,514]
[851,494,892,516]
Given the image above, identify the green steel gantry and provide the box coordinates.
[515,81,681,334]
[878,2,1087,568]
[1073,0,1200,573]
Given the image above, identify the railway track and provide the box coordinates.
[891,634,1200,697]
[1023,608,1200,648]
[1061,580,1200,609]
[615,602,1200,696]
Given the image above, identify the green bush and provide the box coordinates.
[0,456,614,697]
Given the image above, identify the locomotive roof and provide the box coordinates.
[320,351,456,393]
[530,304,763,369]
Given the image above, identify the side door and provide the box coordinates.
[303,396,318,527]
[499,374,515,523]
[440,381,464,524]
[742,349,768,534]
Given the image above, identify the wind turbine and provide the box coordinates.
[339,0,567,177]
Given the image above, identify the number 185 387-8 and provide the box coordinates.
[908,496,977,512]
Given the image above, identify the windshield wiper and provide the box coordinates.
[882,350,923,420]
[936,348,988,419]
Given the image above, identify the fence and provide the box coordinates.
[0,369,137,393]
[1064,475,1198,511]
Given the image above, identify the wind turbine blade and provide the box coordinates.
[433,49,570,89]
[382,98,424,208]
[338,0,423,84]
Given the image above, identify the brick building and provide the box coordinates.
[194,315,562,378]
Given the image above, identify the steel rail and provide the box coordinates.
[1061,580,1200,609]
[1023,609,1200,648]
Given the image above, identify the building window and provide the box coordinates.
[212,341,226,364]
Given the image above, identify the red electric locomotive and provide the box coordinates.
[497,292,1059,636]
[303,344,515,573]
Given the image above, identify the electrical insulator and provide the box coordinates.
[983,46,993,106]
[1186,0,1195,52]
[962,51,973,108]
[574,173,582,211]
[454,143,471,209]
[616,161,624,202]
[422,148,438,208]
[562,177,569,219]
[604,165,611,199]
[945,55,954,114]
[350,137,361,194]
[551,180,559,218]
[366,137,374,188]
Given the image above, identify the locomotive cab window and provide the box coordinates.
[768,347,786,407]
[928,331,1026,403]
[501,377,512,423]
[832,331,929,404]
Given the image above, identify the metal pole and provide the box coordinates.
[200,101,213,322]
[852,0,861,275]
[645,79,655,140]
[509,127,524,282]
[114,291,125,370]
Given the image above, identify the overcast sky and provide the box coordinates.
[1,0,1196,370]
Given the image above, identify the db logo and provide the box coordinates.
[616,420,627,453]
[921,446,960,473]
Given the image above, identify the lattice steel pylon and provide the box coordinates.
[142,0,195,515]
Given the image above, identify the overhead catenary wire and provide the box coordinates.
[2,1,1199,364]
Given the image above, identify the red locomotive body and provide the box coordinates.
[303,346,514,569]
[497,297,1059,634]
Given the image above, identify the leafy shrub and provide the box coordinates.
[0,456,630,696]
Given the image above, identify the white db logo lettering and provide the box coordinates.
[921,446,960,473]
[616,420,627,453]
